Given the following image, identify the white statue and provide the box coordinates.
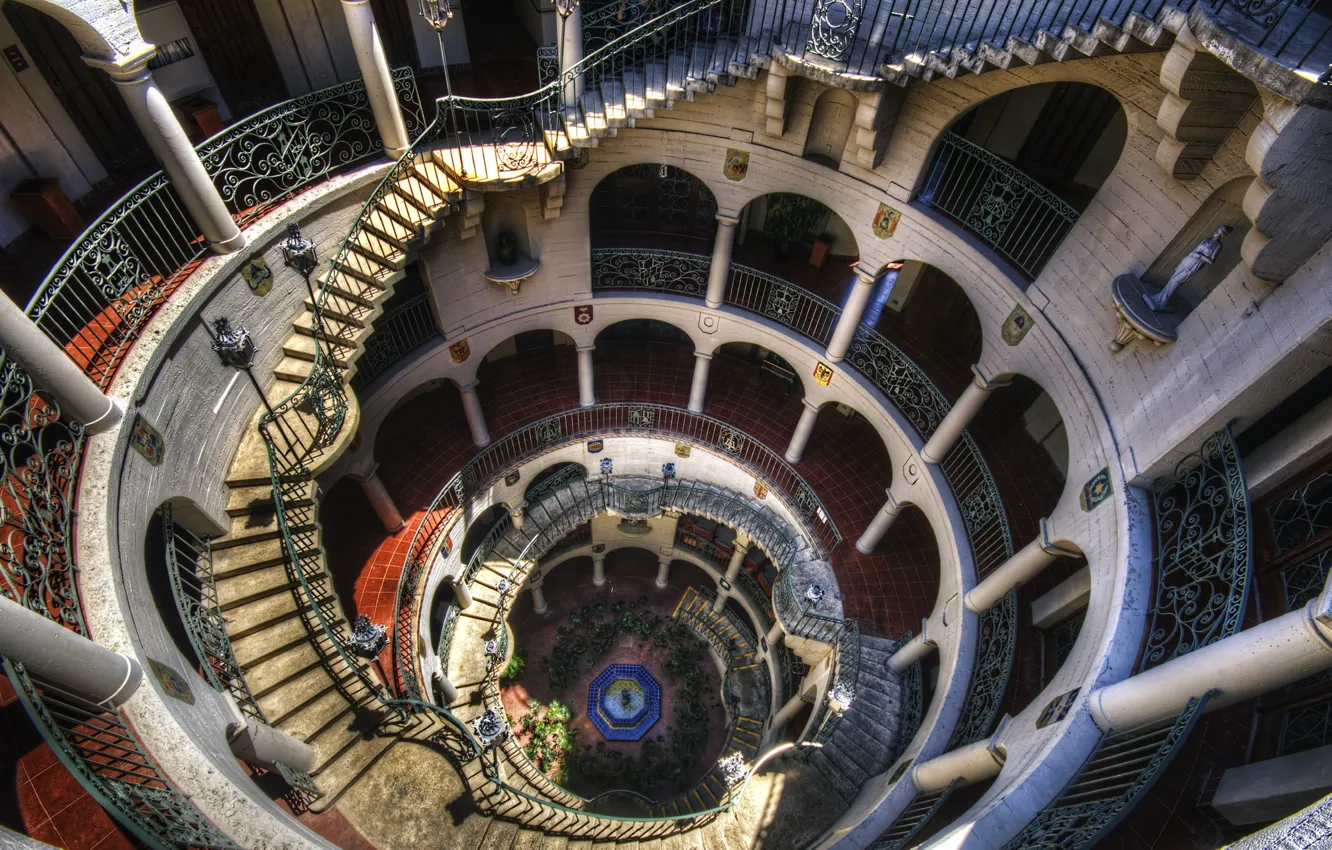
[1142,225,1232,312]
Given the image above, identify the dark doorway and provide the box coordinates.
[369,0,420,69]
[4,2,151,177]
[178,0,289,117]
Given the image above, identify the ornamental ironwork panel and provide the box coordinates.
[1267,469,1332,554]
[536,44,559,86]
[804,0,865,62]
[1279,699,1332,757]
[845,325,951,438]
[590,248,710,295]
[1144,427,1251,671]
[999,695,1211,850]
[891,629,923,767]
[947,589,1017,749]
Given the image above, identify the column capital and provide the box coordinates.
[715,213,742,226]
[1038,517,1079,557]
[458,378,481,392]
[801,397,822,414]
[694,350,714,361]
[508,501,528,517]
[852,264,879,286]
[576,342,597,353]
[971,363,1012,392]
[82,47,156,82]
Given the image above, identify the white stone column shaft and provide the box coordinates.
[340,0,410,157]
[1089,602,1332,732]
[93,56,245,254]
[766,620,785,646]
[0,595,142,706]
[558,5,585,110]
[227,717,315,773]
[454,580,474,609]
[509,503,527,530]
[920,366,1009,464]
[688,352,712,413]
[705,215,740,308]
[592,552,606,586]
[912,736,1005,793]
[0,291,121,434]
[458,380,491,447]
[856,489,904,555]
[785,400,821,464]
[655,556,672,589]
[888,624,935,673]
[965,519,1077,613]
[531,584,548,614]
[577,344,596,407]
[826,266,878,362]
[358,468,405,532]
[434,672,460,703]
[772,690,808,730]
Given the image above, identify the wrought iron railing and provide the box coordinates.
[1000,695,1213,849]
[890,629,924,768]
[349,294,442,391]
[807,619,861,744]
[872,779,960,850]
[1206,0,1332,77]
[725,262,841,345]
[537,44,560,85]
[24,70,423,391]
[917,132,1081,282]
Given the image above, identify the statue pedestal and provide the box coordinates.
[1110,274,1180,353]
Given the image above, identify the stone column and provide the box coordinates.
[766,619,785,646]
[772,690,808,730]
[433,672,460,704]
[592,551,606,586]
[856,489,903,555]
[453,579,474,609]
[826,266,878,362]
[655,556,672,589]
[912,731,1006,793]
[356,466,405,532]
[705,215,741,308]
[0,595,142,706]
[785,400,821,463]
[687,352,713,413]
[227,717,315,773]
[0,291,121,434]
[531,584,548,614]
[577,344,596,408]
[888,624,935,673]
[713,538,750,613]
[558,3,584,110]
[457,380,491,447]
[509,502,527,531]
[965,519,1077,613]
[920,367,1010,464]
[88,54,245,255]
[1089,601,1332,732]
[340,0,410,157]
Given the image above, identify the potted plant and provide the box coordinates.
[763,194,828,261]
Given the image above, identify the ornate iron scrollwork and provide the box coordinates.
[805,0,865,62]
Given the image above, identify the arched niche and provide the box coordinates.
[480,328,576,364]
[917,81,1127,283]
[460,504,511,565]
[482,194,539,291]
[1140,176,1251,315]
[864,260,982,396]
[803,87,858,169]
[733,192,860,305]
[589,163,718,248]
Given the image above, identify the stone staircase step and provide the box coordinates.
[380,190,432,229]
[351,227,405,267]
[601,79,628,127]
[244,639,324,696]
[305,292,371,328]
[809,751,861,803]
[224,588,327,640]
[291,310,360,346]
[363,208,415,248]
[281,331,351,367]
[412,157,461,201]
[308,733,400,813]
[623,68,648,115]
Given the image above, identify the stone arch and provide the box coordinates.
[804,87,859,169]
[707,340,806,399]
[916,80,1128,283]
[145,498,218,675]
[589,161,720,248]
[524,461,589,502]
[5,0,129,58]
[732,191,861,312]
[972,371,1070,537]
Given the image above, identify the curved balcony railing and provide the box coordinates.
[25,69,424,392]
[349,294,441,391]
[916,132,1080,282]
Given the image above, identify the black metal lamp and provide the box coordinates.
[554,0,579,18]
[804,584,825,609]
[210,317,277,421]
[827,681,855,715]
[418,0,453,29]
[280,223,320,313]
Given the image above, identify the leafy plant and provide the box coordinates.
[518,699,578,782]
[763,193,829,245]
[500,651,525,684]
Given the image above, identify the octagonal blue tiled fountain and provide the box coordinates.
[587,664,661,741]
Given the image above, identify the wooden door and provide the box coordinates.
[178,0,288,117]
[4,2,151,178]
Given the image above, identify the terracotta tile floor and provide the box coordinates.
[0,677,136,850]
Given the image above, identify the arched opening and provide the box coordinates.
[862,260,983,399]
[481,194,538,281]
[525,462,590,503]
[476,329,579,432]
[1136,176,1251,320]
[460,504,511,565]
[704,342,807,448]
[803,87,858,169]
[146,503,210,675]
[918,82,1127,282]
[428,582,456,649]
[593,319,696,407]
[589,163,719,250]
[732,192,859,306]
[971,374,1068,540]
